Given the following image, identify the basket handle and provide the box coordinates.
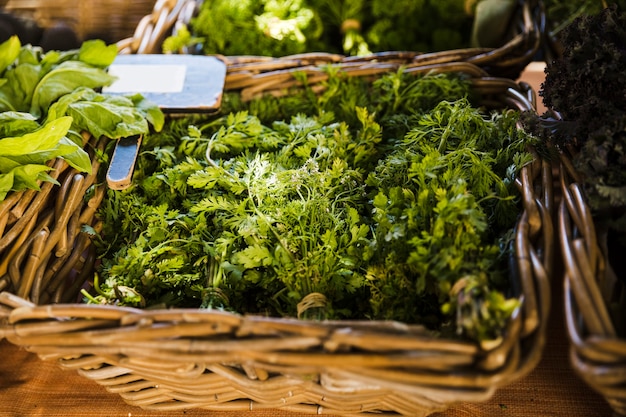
[117,0,197,54]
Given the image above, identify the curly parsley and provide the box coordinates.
[88,71,534,343]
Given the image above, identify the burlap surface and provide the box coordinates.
[0,63,615,417]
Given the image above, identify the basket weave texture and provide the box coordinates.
[0,60,553,415]
[2,0,156,43]
[559,153,626,416]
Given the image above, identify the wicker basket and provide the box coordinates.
[2,0,156,43]
[115,0,546,80]
[0,58,553,415]
[559,152,626,416]
[0,132,106,306]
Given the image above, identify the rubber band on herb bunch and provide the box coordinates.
[297,292,329,320]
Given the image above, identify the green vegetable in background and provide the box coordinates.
[471,0,517,48]
[170,0,515,56]
[543,0,626,37]
[89,70,533,343]
[186,0,321,56]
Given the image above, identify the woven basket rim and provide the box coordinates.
[559,150,626,415]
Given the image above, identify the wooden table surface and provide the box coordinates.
[0,63,616,417]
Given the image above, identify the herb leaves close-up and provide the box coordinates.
[89,70,536,344]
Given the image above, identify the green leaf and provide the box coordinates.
[78,39,119,67]
[127,93,165,132]
[0,116,91,175]
[66,100,149,138]
[48,89,159,139]
[0,171,14,201]
[0,62,41,112]
[0,112,40,137]
[30,61,116,117]
[11,164,54,191]
[0,116,72,156]
[232,245,273,269]
[0,36,21,74]
[56,136,93,172]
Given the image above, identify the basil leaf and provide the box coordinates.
[128,93,165,132]
[0,112,39,137]
[2,63,41,112]
[78,39,118,67]
[11,164,54,191]
[30,61,116,117]
[0,36,20,74]
[0,171,14,201]
[67,100,149,139]
[56,136,93,172]
[0,116,72,156]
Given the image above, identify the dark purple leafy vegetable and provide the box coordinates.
[527,6,626,227]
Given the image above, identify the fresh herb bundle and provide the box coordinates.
[88,70,534,343]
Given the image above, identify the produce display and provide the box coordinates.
[85,69,537,344]
[0,36,163,202]
[164,0,516,56]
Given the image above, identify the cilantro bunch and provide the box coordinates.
[90,71,534,343]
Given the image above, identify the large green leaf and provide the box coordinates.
[56,136,92,172]
[79,39,119,67]
[0,36,21,74]
[30,61,116,117]
[0,116,72,157]
[0,171,14,201]
[11,164,54,191]
[128,93,165,133]
[47,88,162,140]
[0,112,39,137]
[3,63,41,112]
[67,100,149,138]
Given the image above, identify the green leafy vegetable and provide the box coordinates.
[90,70,533,343]
[48,88,164,139]
[30,61,116,118]
[175,0,511,57]
[524,6,626,309]
[0,37,117,117]
[0,115,90,200]
[0,35,20,74]
[0,37,164,202]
